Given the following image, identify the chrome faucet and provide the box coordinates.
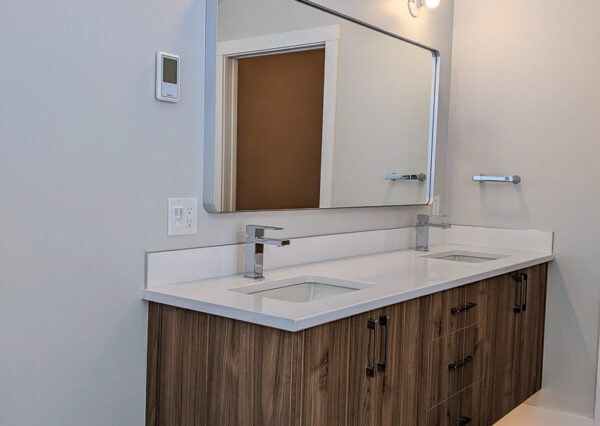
[415,214,451,251]
[244,225,290,278]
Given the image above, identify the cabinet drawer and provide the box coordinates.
[430,282,487,340]
[425,380,482,426]
[426,323,484,407]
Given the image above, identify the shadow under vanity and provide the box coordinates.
[143,226,553,425]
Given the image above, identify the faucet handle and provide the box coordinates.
[246,224,284,238]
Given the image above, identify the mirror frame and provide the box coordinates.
[203,0,440,213]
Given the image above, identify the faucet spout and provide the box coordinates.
[416,214,451,252]
[247,236,291,247]
[244,225,290,278]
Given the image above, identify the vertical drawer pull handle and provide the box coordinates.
[377,316,389,372]
[459,416,472,425]
[513,272,528,313]
[522,273,528,312]
[450,302,477,315]
[366,318,377,378]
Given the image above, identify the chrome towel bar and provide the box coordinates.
[385,173,427,181]
[473,174,521,184]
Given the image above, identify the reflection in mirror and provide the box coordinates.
[204,0,439,212]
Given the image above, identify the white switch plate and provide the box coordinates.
[168,198,198,236]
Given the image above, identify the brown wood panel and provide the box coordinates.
[425,393,459,426]
[430,282,487,341]
[235,48,325,210]
[458,380,483,426]
[425,380,483,426]
[461,322,484,390]
[516,264,548,403]
[206,316,300,426]
[300,318,351,426]
[463,281,487,329]
[377,299,423,426]
[348,312,379,426]
[156,305,209,426]
[483,273,522,423]
[146,302,161,426]
[429,286,463,340]
[427,329,463,408]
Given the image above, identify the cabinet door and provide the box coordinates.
[483,264,548,424]
[348,299,424,426]
[348,311,380,426]
[377,298,423,426]
[206,316,301,426]
[146,303,210,426]
[300,318,352,426]
[516,263,548,403]
[483,273,522,423]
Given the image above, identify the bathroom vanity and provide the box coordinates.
[143,228,553,426]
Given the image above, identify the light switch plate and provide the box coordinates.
[168,198,198,236]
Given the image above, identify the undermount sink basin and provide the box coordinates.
[423,250,507,263]
[230,275,373,303]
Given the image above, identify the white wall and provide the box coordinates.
[447,0,600,418]
[0,0,453,425]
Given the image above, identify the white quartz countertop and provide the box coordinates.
[142,243,553,331]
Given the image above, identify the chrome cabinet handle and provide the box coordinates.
[450,302,477,315]
[377,316,389,373]
[366,318,377,378]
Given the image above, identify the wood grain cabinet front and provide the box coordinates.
[146,263,548,426]
[425,381,483,426]
[420,281,486,425]
[482,264,548,424]
[347,298,426,426]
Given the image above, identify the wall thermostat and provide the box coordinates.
[156,51,180,102]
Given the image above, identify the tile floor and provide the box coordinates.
[495,404,593,426]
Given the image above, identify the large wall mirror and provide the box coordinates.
[204,0,440,212]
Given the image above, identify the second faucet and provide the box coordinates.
[244,225,290,278]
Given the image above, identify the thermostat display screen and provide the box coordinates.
[163,57,178,84]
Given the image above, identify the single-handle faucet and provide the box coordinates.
[415,214,451,252]
[244,225,291,278]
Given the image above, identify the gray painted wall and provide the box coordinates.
[447,0,600,418]
[0,0,453,425]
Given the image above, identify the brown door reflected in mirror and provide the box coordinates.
[235,48,325,210]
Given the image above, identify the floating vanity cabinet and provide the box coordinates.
[146,263,549,426]
[421,281,487,425]
[347,298,426,426]
[482,264,548,424]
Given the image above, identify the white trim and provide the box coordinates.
[217,25,340,56]
[318,38,339,208]
[214,25,340,211]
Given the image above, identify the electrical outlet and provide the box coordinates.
[168,198,198,236]
[432,195,440,216]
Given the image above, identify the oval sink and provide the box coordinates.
[230,275,373,303]
[423,250,507,263]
